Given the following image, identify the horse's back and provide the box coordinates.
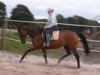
[60,30,78,39]
[59,30,78,47]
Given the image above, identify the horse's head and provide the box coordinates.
[18,25,44,44]
[18,27,28,44]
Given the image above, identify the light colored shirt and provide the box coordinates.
[45,13,57,29]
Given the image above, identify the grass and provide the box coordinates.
[4,39,44,56]
[5,31,31,42]
[5,32,19,40]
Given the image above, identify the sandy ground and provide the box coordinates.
[0,51,100,75]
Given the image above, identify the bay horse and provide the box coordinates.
[18,25,90,68]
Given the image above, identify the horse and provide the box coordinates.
[18,25,90,68]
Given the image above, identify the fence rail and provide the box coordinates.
[0,29,17,32]
[7,19,100,28]
[4,37,32,44]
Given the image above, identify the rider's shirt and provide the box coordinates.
[45,13,57,29]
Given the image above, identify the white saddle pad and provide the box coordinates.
[51,31,59,40]
[42,31,60,40]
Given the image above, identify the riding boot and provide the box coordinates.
[45,34,51,47]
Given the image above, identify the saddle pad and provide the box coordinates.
[42,31,60,40]
[52,31,59,40]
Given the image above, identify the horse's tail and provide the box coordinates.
[76,32,90,55]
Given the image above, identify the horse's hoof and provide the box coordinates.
[77,66,80,68]
[45,62,48,64]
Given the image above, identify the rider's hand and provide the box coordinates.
[44,25,47,29]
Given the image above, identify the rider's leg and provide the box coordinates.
[43,31,47,44]
[44,26,57,47]
[45,33,51,47]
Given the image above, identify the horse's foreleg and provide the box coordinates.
[42,49,48,64]
[19,47,36,63]
[58,47,71,64]
[58,53,71,64]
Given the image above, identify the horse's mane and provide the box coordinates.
[18,25,44,34]
[28,25,44,34]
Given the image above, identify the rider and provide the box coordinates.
[44,8,58,47]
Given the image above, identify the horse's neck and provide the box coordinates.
[28,32,36,39]
[26,26,43,39]
[28,30,40,39]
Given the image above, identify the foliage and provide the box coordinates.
[0,1,6,26]
[0,1,6,13]
[56,14,65,23]
[10,4,35,28]
[57,15,100,32]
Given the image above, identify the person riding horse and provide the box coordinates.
[44,8,58,47]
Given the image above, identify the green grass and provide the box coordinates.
[5,39,32,54]
[5,32,19,40]
[5,31,31,42]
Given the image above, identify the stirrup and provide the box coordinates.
[43,42,50,47]
[43,42,46,47]
[45,43,50,47]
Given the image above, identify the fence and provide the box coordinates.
[0,19,100,53]
[0,19,8,50]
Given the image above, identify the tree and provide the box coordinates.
[56,14,65,23]
[10,4,35,28]
[64,16,91,32]
[58,15,100,32]
[0,1,6,13]
[0,1,6,27]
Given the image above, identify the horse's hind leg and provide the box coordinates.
[19,47,37,63]
[58,46,71,64]
[72,50,80,68]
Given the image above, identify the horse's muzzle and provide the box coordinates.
[20,37,26,44]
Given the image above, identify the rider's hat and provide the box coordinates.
[47,8,54,12]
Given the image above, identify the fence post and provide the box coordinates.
[0,18,8,50]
